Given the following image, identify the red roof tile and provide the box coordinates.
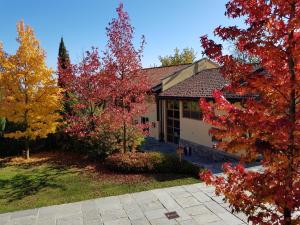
[159,68,238,98]
[142,64,191,87]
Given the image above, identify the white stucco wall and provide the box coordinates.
[143,101,159,139]
[140,95,160,140]
[180,118,213,147]
[179,101,213,147]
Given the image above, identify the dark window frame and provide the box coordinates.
[166,100,180,144]
[182,100,203,120]
[141,117,149,132]
[141,117,149,124]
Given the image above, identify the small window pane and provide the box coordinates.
[183,101,189,110]
[174,128,180,136]
[183,110,190,118]
[181,100,203,120]
[199,112,203,120]
[174,120,180,128]
[173,101,179,110]
[174,110,179,118]
[167,119,173,126]
[174,137,179,144]
[141,117,149,124]
[191,111,200,119]
[188,101,192,110]
[173,129,180,137]
[167,110,173,118]
[167,127,173,134]
[167,101,173,109]
[167,135,173,142]
[190,101,198,111]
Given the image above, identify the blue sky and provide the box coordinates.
[0,0,244,69]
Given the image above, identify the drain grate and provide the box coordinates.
[165,211,179,220]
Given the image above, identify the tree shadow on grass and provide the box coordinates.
[0,165,74,202]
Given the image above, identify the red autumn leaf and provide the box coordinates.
[103,3,150,153]
[199,1,300,225]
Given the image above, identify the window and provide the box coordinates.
[166,100,180,144]
[167,100,179,111]
[141,117,149,124]
[141,117,149,132]
[182,100,203,120]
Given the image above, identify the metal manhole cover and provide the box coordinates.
[165,211,179,219]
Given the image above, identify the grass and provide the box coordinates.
[0,152,200,213]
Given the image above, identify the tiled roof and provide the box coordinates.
[159,68,242,99]
[142,64,191,87]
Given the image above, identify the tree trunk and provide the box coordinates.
[25,137,30,160]
[284,2,296,224]
[283,208,292,225]
[123,122,126,153]
[24,83,30,160]
[26,148,30,160]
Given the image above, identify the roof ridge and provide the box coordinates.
[159,67,236,99]
[182,67,219,81]
[171,67,221,83]
[192,67,220,76]
[142,63,192,70]
[159,58,219,81]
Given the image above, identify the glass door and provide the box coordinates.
[166,100,180,144]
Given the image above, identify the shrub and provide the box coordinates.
[0,118,5,135]
[104,151,201,176]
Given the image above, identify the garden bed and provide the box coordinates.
[105,151,201,176]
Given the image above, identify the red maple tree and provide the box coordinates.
[199,1,299,225]
[64,48,111,139]
[103,3,150,153]
[57,58,73,89]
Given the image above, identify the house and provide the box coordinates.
[141,58,242,160]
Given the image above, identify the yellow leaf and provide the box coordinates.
[0,21,62,141]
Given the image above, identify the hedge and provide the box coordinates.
[104,151,201,176]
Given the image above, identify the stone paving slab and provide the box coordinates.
[0,183,249,225]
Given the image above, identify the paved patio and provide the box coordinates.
[141,137,261,173]
[0,182,249,225]
[0,139,264,225]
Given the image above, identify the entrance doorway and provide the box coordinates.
[166,100,180,144]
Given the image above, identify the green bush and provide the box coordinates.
[104,151,201,176]
[0,118,5,134]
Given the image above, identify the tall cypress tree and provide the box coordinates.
[57,37,71,88]
[58,37,70,70]
[57,37,74,118]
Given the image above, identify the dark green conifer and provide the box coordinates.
[58,37,70,70]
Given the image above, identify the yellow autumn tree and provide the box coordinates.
[0,21,61,159]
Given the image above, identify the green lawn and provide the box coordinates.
[0,152,199,213]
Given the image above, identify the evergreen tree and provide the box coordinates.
[57,37,76,118]
[58,37,70,69]
[57,37,71,87]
